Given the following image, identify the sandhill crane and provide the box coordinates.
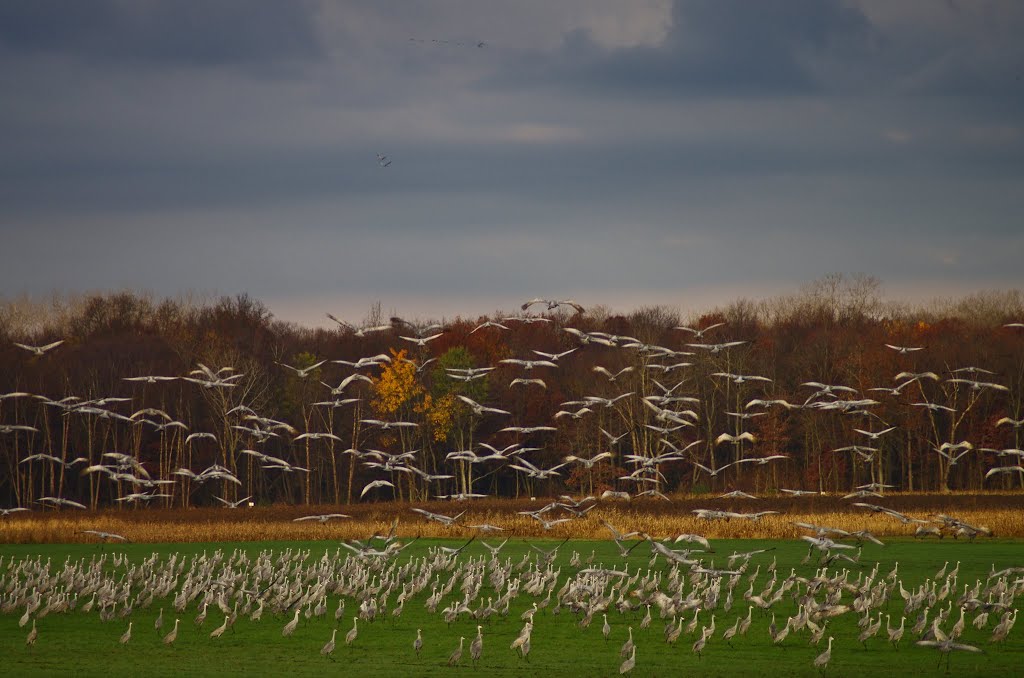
[885,344,924,354]
[888,615,905,649]
[26,619,37,648]
[14,340,64,356]
[915,638,983,672]
[685,609,701,636]
[723,616,741,646]
[162,619,180,645]
[715,432,756,446]
[989,610,1016,642]
[639,606,652,630]
[950,606,967,639]
[593,365,635,382]
[82,530,129,543]
[985,466,1024,480]
[813,636,834,673]
[194,603,209,627]
[858,612,882,648]
[692,631,707,658]
[509,377,547,389]
[675,322,726,339]
[282,609,301,636]
[510,622,531,656]
[359,479,395,498]
[294,513,352,523]
[414,629,423,657]
[154,607,164,635]
[619,646,636,674]
[602,614,612,640]
[521,298,585,313]
[448,636,465,666]
[687,341,747,353]
[770,615,792,645]
[209,615,229,639]
[620,627,635,658]
[400,333,444,347]
[277,359,327,379]
[470,625,483,666]
[666,617,684,644]
[345,617,358,645]
[738,606,754,635]
[321,629,337,660]
[119,621,132,645]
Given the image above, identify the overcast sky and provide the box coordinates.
[2,1,1022,326]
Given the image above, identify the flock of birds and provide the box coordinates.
[3,515,1022,675]
[3,308,1023,674]
[2,304,1023,516]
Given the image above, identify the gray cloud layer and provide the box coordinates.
[1,1,1022,325]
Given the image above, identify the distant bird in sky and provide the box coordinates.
[213,496,252,509]
[36,496,87,509]
[333,353,391,370]
[470,321,509,333]
[13,340,64,356]
[712,372,772,385]
[951,366,995,376]
[81,529,128,542]
[0,426,39,436]
[500,358,558,370]
[123,375,178,384]
[947,378,1009,393]
[376,153,391,167]
[445,366,494,381]
[360,479,395,498]
[745,398,800,410]
[564,451,613,468]
[853,427,897,440]
[509,378,546,389]
[456,395,510,416]
[359,419,419,430]
[277,360,327,379]
[293,513,351,523]
[715,432,757,446]
[322,373,374,396]
[400,333,444,347]
[521,298,585,314]
[885,344,924,354]
[532,348,578,362]
[984,466,1024,480]
[593,365,635,382]
[325,314,392,337]
[675,322,726,339]
[687,341,747,353]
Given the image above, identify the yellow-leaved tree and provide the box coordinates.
[368,349,455,500]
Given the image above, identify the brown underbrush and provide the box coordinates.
[2,492,1022,544]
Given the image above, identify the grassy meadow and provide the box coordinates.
[1,535,1023,677]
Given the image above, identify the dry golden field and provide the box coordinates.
[2,492,1023,544]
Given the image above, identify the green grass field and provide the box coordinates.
[1,537,1022,677]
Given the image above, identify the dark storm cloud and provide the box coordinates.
[0,0,322,66]
[0,1,1022,325]
[487,0,873,96]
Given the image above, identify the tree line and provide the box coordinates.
[1,275,1022,509]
